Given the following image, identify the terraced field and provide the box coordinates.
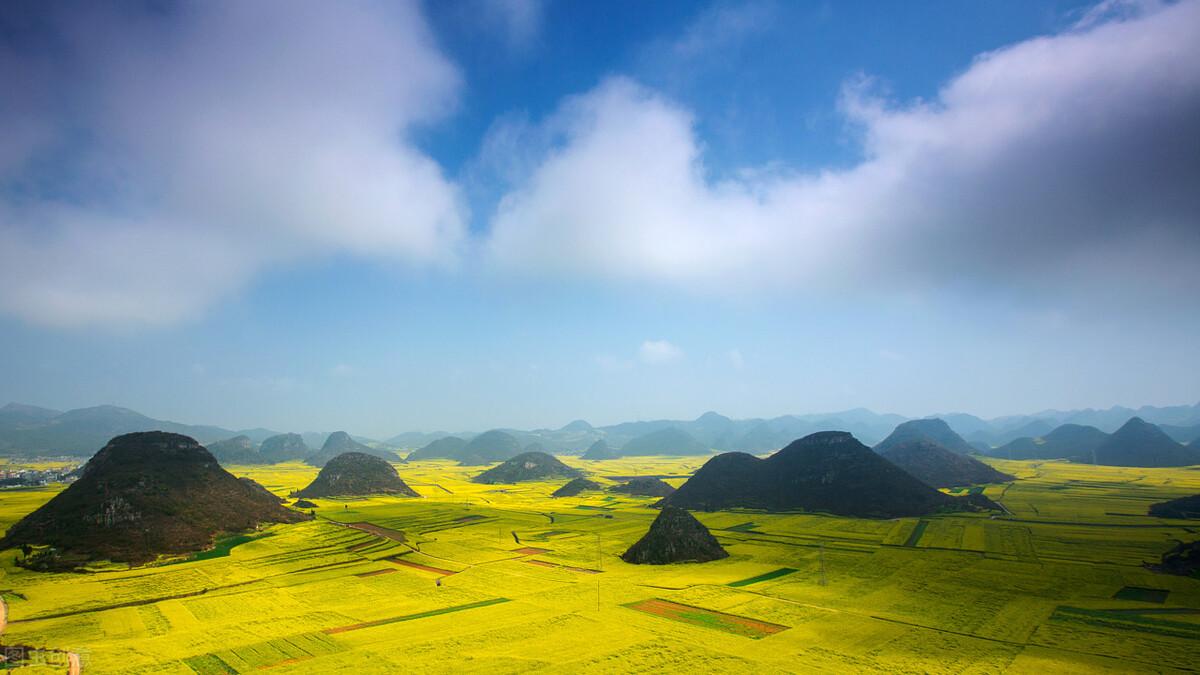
[1,457,1199,672]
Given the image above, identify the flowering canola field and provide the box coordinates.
[1,456,1198,673]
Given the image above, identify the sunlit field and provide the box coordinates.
[2,457,1199,673]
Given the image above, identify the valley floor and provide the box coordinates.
[1,457,1199,673]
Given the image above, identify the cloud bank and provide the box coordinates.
[487,0,1200,303]
[0,1,465,326]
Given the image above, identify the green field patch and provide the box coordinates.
[727,567,798,587]
[168,532,273,565]
[623,598,789,639]
[724,522,760,532]
[455,514,487,522]
[574,505,613,511]
[184,632,344,673]
[183,654,237,674]
[904,520,930,547]
[1113,586,1169,603]
[1050,606,1200,640]
[324,598,511,634]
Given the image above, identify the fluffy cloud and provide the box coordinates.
[639,340,684,365]
[486,1,1200,305]
[0,1,465,326]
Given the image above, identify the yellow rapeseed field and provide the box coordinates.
[1,457,1198,673]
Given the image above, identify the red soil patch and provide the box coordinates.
[513,547,551,555]
[623,598,788,639]
[386,556,456,576]
[355,568,397,578]
[347,522,407,542]
[523,559,601,574]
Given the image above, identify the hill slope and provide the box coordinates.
[611,477,676,497]
[295,452,418,498]
[206,435,262,465]
[620,428,709,456]
[0,432,309,567]
[662,432,972,518]
[459,430,524,465]
[1093,418,1200,467]
[472,452,582,484]
[874,419,975,455]
[880,439,1015,488]
[257,433,311,463]
[621,506,728,564]
[552,477,602,497]
[306,431,398,467]
[991,424,1109,461]
[407,436,468,461]
[581,439,618,460]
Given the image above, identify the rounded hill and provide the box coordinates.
[295,452,418,498]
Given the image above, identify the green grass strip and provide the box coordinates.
[728,567,798,587]
[325,598,510,634]
[904,520,930,547]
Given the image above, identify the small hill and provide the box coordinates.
[293,499,318,509]
[258,433,312,463]
[1093,417,1200,467]
[1149,494,1200,519]
[880,439,1015,488]
[407,436,467,461]
[663,432,980,518]
[559,419,594,432]
[621,428,709,456]
[0,432,310,567]
[552,477,602,497]
[875,419,974,455]
[1149,540,1200,577]
[992,424,1109,461]
[458,430,523,465]
[206,435,262,465]
[611,477,676,497]
[295,452,418,498]
[472,451,582,484]
[581,439,618,460]
[620,506,728,564]
[306,431,398,467]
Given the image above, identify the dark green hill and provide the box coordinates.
[1149,494,1200,519]
[621,428,709,456]
[621,506,728,565]
[0,432,309,568]
[1094,418,1200,467]
[206,435,262,465]
[880,439,1014,488]
[471,452,582,484]
[581,439,618,460]
[874,419,974,455]
[552,477,602,497]
[992,424,1109,461]
[407,436,467,461]
[258,433,312,463]
[306,431,398,467]
[295,452,418,498]
[412,432,468,458]
[662,432,986,518]
[458,430,523,465]
[611,477,676,497]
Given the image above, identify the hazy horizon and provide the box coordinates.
[2,0,1198,438]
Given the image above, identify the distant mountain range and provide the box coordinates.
[2,400,1199,459]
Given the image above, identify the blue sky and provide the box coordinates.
[1,0,1198,437]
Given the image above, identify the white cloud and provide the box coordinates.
[329,364,357,378]
[639,340,684,365]
[479,0,545,50]
[0,1,465,327]
[486,1,1200,306]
